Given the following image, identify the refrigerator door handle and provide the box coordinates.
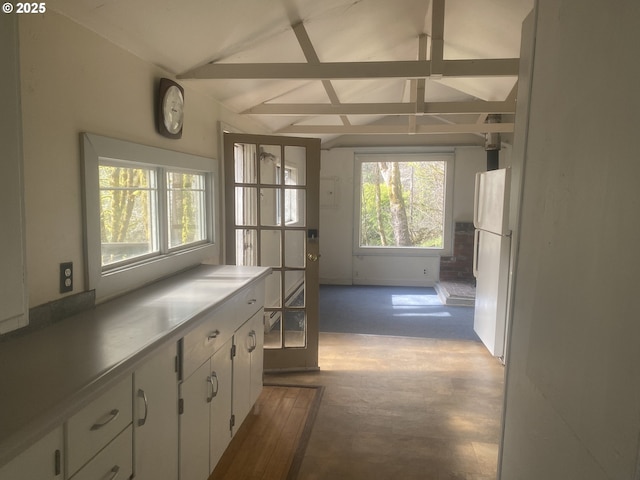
[473,229,481,277]
[473,172,481,228]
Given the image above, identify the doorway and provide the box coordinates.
[224,133,321,371]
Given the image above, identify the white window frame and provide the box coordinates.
[83,133,217,302]
[353,152,455,256]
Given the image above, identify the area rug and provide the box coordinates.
[210,384,324,480]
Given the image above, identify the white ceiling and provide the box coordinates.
[48,0,533,148]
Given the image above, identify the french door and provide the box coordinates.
[223,133,321,371]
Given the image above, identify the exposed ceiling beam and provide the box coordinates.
[430,0,445,78]
[178,58,519,80]
[277,122,514,135]
[242,100,516,116]
[409,34,429,133]
[292,22,351,126]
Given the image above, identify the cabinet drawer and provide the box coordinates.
[235,282,265,323]
[66,376,132,476]
[182,298,236,380]
[70,425,132,480]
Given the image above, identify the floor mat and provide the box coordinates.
[210,384,324,480]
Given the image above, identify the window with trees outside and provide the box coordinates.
[356,153,453,252]
[83,133,216,302]
[99,164,207,269]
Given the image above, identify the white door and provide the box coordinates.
[224,133,321,371]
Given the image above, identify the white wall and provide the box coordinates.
[500,1,640,478]
[19,12,265,308]
[319,146,496,286]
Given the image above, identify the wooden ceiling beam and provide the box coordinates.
[242,100,516,116]
[178,58,519,80]
[277,122,515,135]
[292,22,351,126]
[430,0,445,78]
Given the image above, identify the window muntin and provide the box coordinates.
[99,164,159,267]
[166,171,207,249]
[356,154,451,251]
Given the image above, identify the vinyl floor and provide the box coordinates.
[266,332,505,480]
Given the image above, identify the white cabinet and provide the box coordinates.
[232,311,264,433]
[70,426,132,480]
[0,427,63,480]
[133,342,179,480]
[179,359,213,480]
[0,13,28,334]
[179,337,234,480]
[66,376,132,477]
[179,280,265,478]
[209,338,233,468]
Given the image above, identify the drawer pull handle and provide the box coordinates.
[247,298,257,305]
[106,465,120,480]
[137,388,149,427]
[90,409,120,431]
[207,372,219,403]
[207,329,220,340]
[248,330,257,352]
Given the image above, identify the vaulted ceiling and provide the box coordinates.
[49,0,533,148]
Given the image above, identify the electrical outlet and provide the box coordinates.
[423,268,428,275]
[60,262,73,293]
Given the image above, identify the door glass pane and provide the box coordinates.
[260,230,281,267]
[284,310,306,348]
[234,143,256,184]
[284,188,305,226]
[285,272,304,307]
[235,187,257,226]
[264,311,282,349]
[284,230,305,267]
[259,145,281,185]
[265,271,282,308]
[235,229,257,266]
[260,188,280,226]
[284,146,306,186]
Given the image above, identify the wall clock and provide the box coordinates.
[157,78,184,139]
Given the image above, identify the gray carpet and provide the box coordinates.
[319,285,480,341]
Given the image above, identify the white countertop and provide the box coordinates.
[0,264,270,467]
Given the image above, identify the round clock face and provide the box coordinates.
[162,85,184,134]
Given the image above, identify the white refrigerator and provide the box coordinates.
[473,168,511,359]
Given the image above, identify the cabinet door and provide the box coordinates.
[133,342,178,480]
[209,338,233,470]
[0,427,63,480]
[248,311,264,407]
[232,311,264,433]
[0,14,28,334]
[232,319,253,431]
[179,359,211,480]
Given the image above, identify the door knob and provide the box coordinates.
[306,253,321,262]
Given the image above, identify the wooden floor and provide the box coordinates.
[210,385,321,480]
